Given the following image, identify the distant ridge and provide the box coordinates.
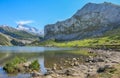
[0,25,41,45]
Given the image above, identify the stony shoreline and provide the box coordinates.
[31,49,120,78]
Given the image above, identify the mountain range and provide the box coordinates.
[44,2,120,41]
[0,25,43,46]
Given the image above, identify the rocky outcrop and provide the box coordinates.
[44,2,120,41]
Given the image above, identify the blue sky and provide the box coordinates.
[0,0,120,30]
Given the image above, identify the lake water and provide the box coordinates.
[0,46,79,78]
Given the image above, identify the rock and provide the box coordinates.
[111,60,120,64]
[23,61,31,67]
[88,69,93,72]
[31,71,42,77]
[87,67,97,76]
[85,56,94,63]
[17,67,25,72]
[59,66,63,70]
[64,60,68,63]
[74,61,79,66]
[70,63,74,66]
[72,58,77,61]
[105,59,110,63]
[64,69,72,76]
[70,61,79,66]
[68,58,80,66]
[97,65,110,73]
[93,56,104,62]
[79,65,88,73]
[88,50,94,53]
[45,75,52,78]
[45,68,54,75]
[52,64,57,70]
[87,74,99,78]
[64,68,77,76]
[77,58,79,60]
[97,67,104,73]
[64,68,80,76]
[50,74,59,78]
[86,56,105,63]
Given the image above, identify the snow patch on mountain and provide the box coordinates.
[16,24,44,36]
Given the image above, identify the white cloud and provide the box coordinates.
[16,20,34,25]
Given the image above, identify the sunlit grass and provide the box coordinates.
[31,36,120,49]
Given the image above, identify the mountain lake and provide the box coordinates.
[0,46,88,78]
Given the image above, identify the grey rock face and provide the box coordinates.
[44,2,120,41]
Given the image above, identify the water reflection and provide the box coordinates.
[0,46,75,78]
[39,56,47,74]
[0,46,73,53]
[33,55,47,74]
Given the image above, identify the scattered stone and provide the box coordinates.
[97,65,108,73]
[64,69,72,76]
[52,64,57,70]
[45,68,54,75]
[31,71,42,77]
[72,58,77,61]
[45,75,52,78]
[23,61,31,67]
[74,61,79,66]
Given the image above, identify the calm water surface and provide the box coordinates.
[0,46,78,78]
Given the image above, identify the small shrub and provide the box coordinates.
[3,57,26,73]
[3,63,15,73]
[29,60,40,71]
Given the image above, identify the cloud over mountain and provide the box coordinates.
[16,20,34,25]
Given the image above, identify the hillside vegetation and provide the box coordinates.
[0,33,11,45]
[30,27,120,50]
[31,36,119,47]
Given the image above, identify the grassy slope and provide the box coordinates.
[30,27,120,50]
[0,34,11,45]
[32,37,120,47]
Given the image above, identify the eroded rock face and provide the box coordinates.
[44,2,120,41]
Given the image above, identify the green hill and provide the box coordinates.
[0,33,11,46]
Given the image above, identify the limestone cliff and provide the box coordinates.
[44,2,120,41]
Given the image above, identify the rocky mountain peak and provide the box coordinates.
[75,2,120,16]
[44,2,120,41]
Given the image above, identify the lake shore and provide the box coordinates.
[31,49,120,78]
